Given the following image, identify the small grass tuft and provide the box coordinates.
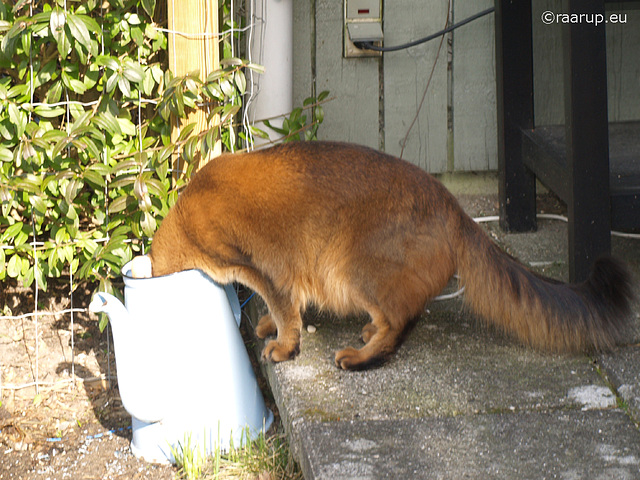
[171,428,302,480]
[170,433,207,480]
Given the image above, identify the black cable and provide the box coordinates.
[354,7,495,53]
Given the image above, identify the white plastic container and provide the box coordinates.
[89,258,273,463]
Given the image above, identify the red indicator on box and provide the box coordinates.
[358,9,370,14]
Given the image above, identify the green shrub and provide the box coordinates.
[0,0,326,324]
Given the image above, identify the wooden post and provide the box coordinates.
[167,0,221,175]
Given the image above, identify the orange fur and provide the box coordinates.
[149,141,635,370]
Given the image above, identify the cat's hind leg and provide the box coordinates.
[335,305,408,370]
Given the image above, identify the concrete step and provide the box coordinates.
[246,200,640,479]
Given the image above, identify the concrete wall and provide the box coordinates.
[292,0,640,173]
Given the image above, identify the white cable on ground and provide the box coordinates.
[432,211,639,303]
[474,213,640,239]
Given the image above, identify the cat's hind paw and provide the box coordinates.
[361,323,377,344]
[335,346,387,371]
[255,314,277,339]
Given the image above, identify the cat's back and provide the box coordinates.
[197,141,433,197]
[179,141,453,228]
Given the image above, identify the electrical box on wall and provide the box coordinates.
[344,0,383,58]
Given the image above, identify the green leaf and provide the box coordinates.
[21,29,31,56]
[263,119,287,136]
[3,18,26,42]
[117,117,137,137]
[52,135,73,159]
[99,313,109,332]
[246,62,266,74]
[108,195,130,214]
[220,78,235,98]
[140,211,156,238]
[131,25,144,47]
[3,222,24,241]
[69,110,93,134]
[142,67,156,96]
[0,147,13,162]
[141,0,157,18]
[174,89,185,117]
[176,122,197,142]
[8,103,26,138]
[249,125,270,140]
[49,10,68,54]
[125,13,142,25]
[111,158,139,174]
[34,262,47,291]
[145,178,166,198]
[54,227,67,245]
[14,229,28,248]
[64,178,83,204]
[123,61,144,83]
[105,71,119,93]
[14,175,41,194]
[62,245,74,264]
[62,71,87,94]
[290,108,302,124]
[21,262,34,288]
[117,76,131,97]
[92,111,123,136]
[96,55,120,72]
[29,195,47,216]
[234,71,246,95]
[145,23,158,40]
[220,104,240,124]
[34,104,66,118]
[84,64,100,90]
[83,168,106,188]
[7,254,21,278]
[182,135,198,164]
[67,13,91,50]
[45,80,63,104]
[77,14,101,37]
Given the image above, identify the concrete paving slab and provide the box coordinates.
[296,410,640,480]
[258,301,613,423]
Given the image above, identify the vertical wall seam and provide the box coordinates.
[446,0,455,172]
[378,4,385,153]
[311,0,317,99]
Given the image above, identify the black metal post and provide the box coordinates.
[562,0,611,282]
[495,0,537,233]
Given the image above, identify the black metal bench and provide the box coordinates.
[495,0,640,282]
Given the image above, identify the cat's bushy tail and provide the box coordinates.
[455,214,636,351]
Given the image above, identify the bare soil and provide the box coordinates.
[0,279,176,479]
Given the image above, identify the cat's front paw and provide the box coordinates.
[262,339,300,363]
[256,314,277,339]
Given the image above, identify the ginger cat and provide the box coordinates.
[148,141,634,370]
